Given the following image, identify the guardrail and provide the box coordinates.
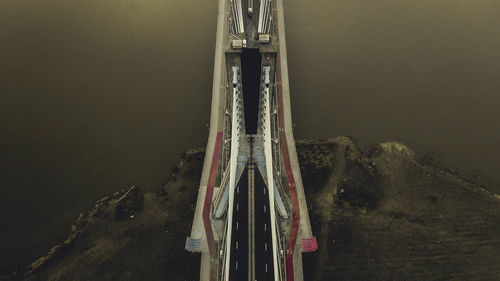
[262,66,282,281]
[219,218,229,281]
[230,0,245,34]
[222,66,243,281]
[258,0,272,34]
[213,168,231,218]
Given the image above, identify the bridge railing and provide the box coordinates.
[275,218,287,280]
[218,218,229,281]
[229,0,244,34]
[212,168,231,218]
[258,0,272,34]
[222,66,243,281]
[271,71,282,182]
[261,66,283,281]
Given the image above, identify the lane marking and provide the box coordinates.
[265,242,268,251]
[237,203,239,211]
[236,241,239,250]
[264,223,267,232]
[264,205,267,213]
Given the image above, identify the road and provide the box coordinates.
[229,162,274,281]
[229,168,248,280]
[254,166,275,281]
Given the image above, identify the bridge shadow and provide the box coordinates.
[241,48,261,135]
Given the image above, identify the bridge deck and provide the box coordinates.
[187,1,316,281]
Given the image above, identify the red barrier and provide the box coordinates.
[301,237,318,252]
[202,132,223,260]
[274,6,301,280]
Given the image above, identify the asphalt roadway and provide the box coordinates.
[254,166,275,281]
[229,168,248,280]
[229,165,274,281]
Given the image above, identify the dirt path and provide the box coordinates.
[315,140,347,280]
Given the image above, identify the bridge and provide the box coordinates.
[185,0,317,280]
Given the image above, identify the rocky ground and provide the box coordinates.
[2,138,499,281]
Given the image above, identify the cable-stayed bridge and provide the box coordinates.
[186,1,317,280]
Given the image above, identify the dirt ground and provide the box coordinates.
[299,138,500,281]
[2,138,499,281]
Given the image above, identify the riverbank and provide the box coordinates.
[2,138,499,281]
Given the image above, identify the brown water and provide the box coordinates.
[285,0,500,183]
[0,0,499,273]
